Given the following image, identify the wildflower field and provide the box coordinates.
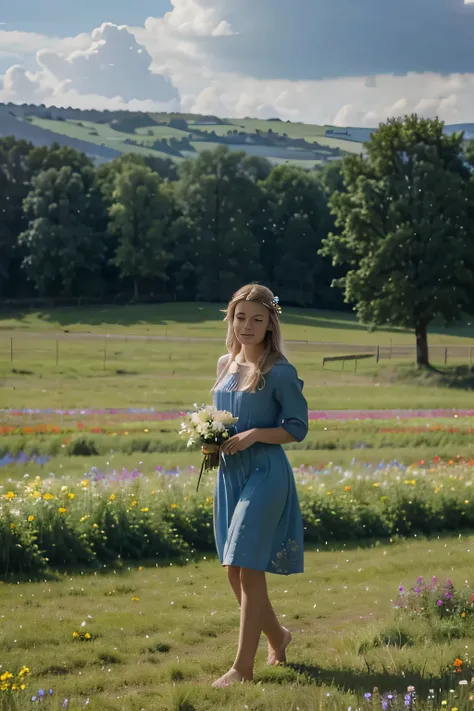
[2,307,474,710]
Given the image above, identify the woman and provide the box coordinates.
[211,283,308,688]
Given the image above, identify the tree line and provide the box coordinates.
[3,114,474,366]
[0,138,343,308]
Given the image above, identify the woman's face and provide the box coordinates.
[233,300,270,347]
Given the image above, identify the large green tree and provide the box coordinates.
[19,165,105,296]
[173,146,266,301]
[321,114,474,366]
[108,163,172,301]
[259,165,333,306]
[0,138,34,295]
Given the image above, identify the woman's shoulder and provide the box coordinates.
[271,357,295,372]
[217,353,232,376]
[270,358,301,381]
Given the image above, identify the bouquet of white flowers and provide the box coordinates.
[179,404,238,491]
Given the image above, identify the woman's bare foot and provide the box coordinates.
[267,627,292,665]
[211,667,252,688]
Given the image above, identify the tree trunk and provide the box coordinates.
[133,278,139,303]
[415,321,430,367]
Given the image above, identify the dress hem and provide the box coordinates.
[221,557,304,576]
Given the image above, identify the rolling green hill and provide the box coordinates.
[0,103,366,167]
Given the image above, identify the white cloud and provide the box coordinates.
[0,30,90,56]
[184,71,474,127]
[3,2,474,129]
[0,22,179,110]
[161,0,235,36]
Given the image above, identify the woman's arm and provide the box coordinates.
[220,426,294,455]
[252,426,296,445]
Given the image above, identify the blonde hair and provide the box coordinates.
[215,283,286,393]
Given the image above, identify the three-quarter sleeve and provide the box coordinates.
[275,363,309,443]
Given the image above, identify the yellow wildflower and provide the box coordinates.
[92,523,99,529]
[10,523,15,530]
[131,500,137,507]
[81,479,89,487]
[170,503,178,510]
[33,491,41,499]
[84,632,91,640]
[80,515,90,523]
[43,493,54,501]
[72,631,79,638]
[141,507,149,513]
[109,494,116,501]
[58,507,67,514]
[68,493,75,500]
[0,672,13,682]
[131,596,140,601]
[344,486,351,492]
[27,515,35,523]
[6,492,15,500]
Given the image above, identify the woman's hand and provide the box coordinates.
[220,429,257,455]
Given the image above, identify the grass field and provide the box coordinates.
[1,304,474,413]
[27,118,178,161]
[1,535,473,710]
[23,114,364,166]
[2,304,474,710]
[191,119,365,154]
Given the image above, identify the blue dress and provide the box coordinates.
[213,357,308,575]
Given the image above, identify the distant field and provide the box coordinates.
[28,117,176,160]
[1,304,474,412]
[2,303,474,345]
[23,114,364,165]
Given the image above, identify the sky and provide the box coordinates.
[2,0,474,126]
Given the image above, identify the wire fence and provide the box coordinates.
[1,335,474,370]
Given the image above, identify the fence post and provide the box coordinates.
[56,340,59,367]
[103,338,107,370]
[10,337,13,363]
[470,347,473,367]
[445,347,448,365]
[376,345,380,363]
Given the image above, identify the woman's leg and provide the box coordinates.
[226,566,291,666]
[212,567,290,687]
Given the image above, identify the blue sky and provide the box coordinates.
[1,0,172,35]
[2,0,474,127]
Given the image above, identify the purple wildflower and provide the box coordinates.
[437,599,443,606]
[32,697,37,702]
[445,592,453,600]
[62,700,69,709]
[417,576,423,583]
[399,586,405,593]
[38,689,45,697]
[405,693,413,707]
[414,587,421,594]
[382,701,389,710]
[365,693,372,699]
